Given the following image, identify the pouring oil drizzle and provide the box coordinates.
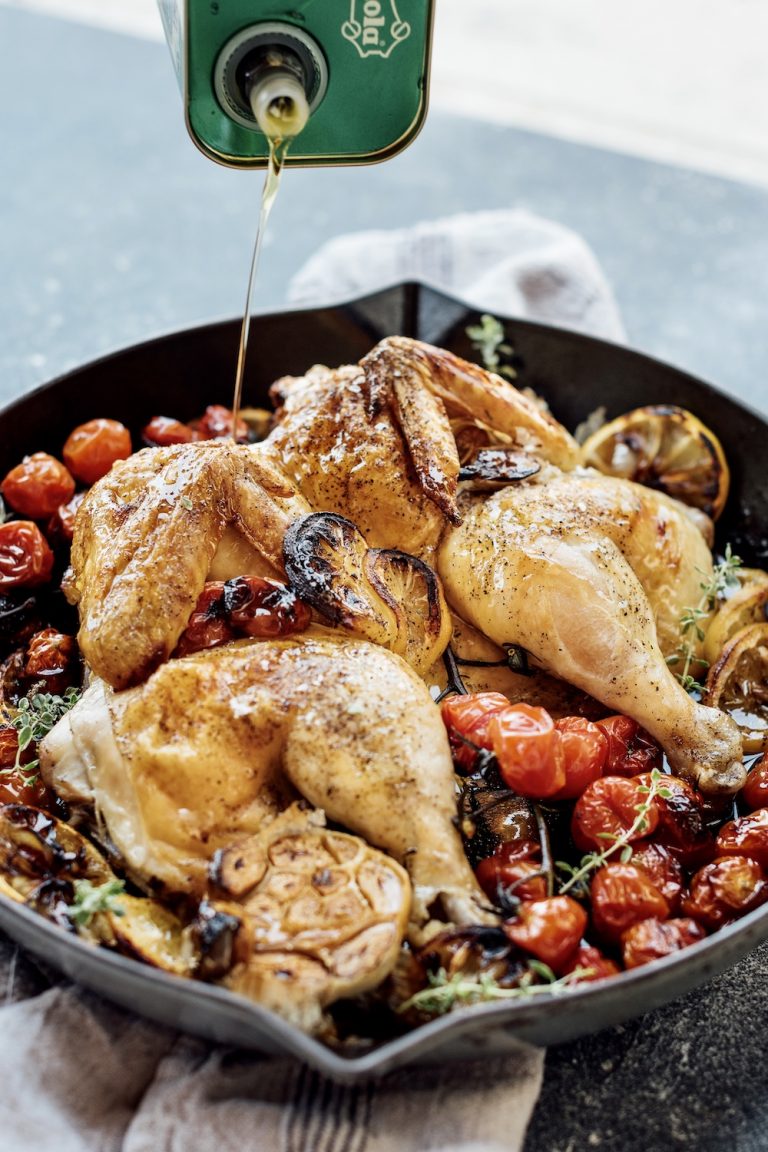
[231,74,310,438]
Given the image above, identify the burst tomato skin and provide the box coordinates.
[63,419,132,485]
[549,717,608,800]
[716,809,768,868]
[475,840,547,906]
[489,704,566,799]
[559,944,620,983]
[621,917,706,969]
[440,691,511,770]
[590,863,670,942]
[682,855,768,929]
[503,895,588,972]
[141,416,199,447]
[24,628,76,680]
[1,453,75,520]
[742,757,768,811]
[223,576,312,638]
[639,773,714,869]
[629,841,685,913]
[175,582,234,657]
[0,521,54,589]
[571,775,660,854]
[194,405,249,443]
[596,715,662,775]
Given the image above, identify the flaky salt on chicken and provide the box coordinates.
[66,335,744,792]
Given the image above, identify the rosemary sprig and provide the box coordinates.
[398,962,594,1016]
[6,687,81,784]
[466,314,517,380]
[666,546,742,693]
[67,878,126,927]
[557,768,671,896]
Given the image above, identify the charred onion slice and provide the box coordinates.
[704,623,768,753]
[704,579,768,667]
[283,513,451,675]
[580,405,729,520]
[458,448,540,490]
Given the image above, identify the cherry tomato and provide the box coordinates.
[24,628,76,680]
[716,809,768,868]
[440,691,511,770]
[141,416,199,447]
[742,757,768,811]
[571,775,660,854]
[596,715,662,775]
[0,726,19,769]
[62,418,132,485]
[1,453,75,520]
[682,856,768,929]
[559,944,620,983]
[629,841,685,913]
[642,773,714,869]
[590,863,670,942]
[621,917,706,969]
[223,576,312,638]
[549,717,608,800]
[504,895,587,972]
[0,764,53,809]
[47,491,86,544]
[489,704,566,799]
[0,521,54,589]
[175,582,235,657]
[475,840,547,907]
[194,405,249,443]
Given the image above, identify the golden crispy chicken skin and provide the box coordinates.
[40,632,491,938]
[438,468,744,793]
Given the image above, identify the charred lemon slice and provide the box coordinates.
[704,623,768,753]
[704,579,768,667]
[581,405,730,520]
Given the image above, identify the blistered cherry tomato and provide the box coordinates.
[716,809,768,868]
[549,717,608,800]
[47,491,86,544]
[0,521,54,589]
[1,453,75,520]
[175,582,234,657]
[642,773,714,869]
[0,726,18,769]
[141,416,199,447]
[440,691,511,770]
[223,576,312,638]
[504,895,587,972]
[742,757,768,811]
[629,841,685,913]
[63,418,132,485]
[571,775,660,854]
[24,628,76,680]
[194,405,249,443]
[596,715,662,775]
[621,917,706,969]
[489,704,565,798]
[559,944,620,983]
[682,855,768,929]
[475,840,547,907]
[590,863,670,942]
[0,764,53,809]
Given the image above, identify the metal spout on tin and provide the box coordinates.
[242,47,310,140]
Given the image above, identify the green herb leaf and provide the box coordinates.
[466,314,517,379]
[67,878,126,928]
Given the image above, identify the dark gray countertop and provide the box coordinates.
[3,8,768,1151]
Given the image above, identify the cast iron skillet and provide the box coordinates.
[0,282,766,1082]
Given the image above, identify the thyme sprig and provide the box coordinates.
[398,962,594,1016]
[666,546,742,693]
[466,314,517,380]
[557,768,671,896]
[6,687,81,784]
[67,878,126,928]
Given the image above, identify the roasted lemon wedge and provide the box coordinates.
[704,575,768,667]
[581,405,730,520]
[704,622,768,753]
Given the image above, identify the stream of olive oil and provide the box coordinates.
[230,137,289,437]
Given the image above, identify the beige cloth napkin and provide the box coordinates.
[0,209,625,1151]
